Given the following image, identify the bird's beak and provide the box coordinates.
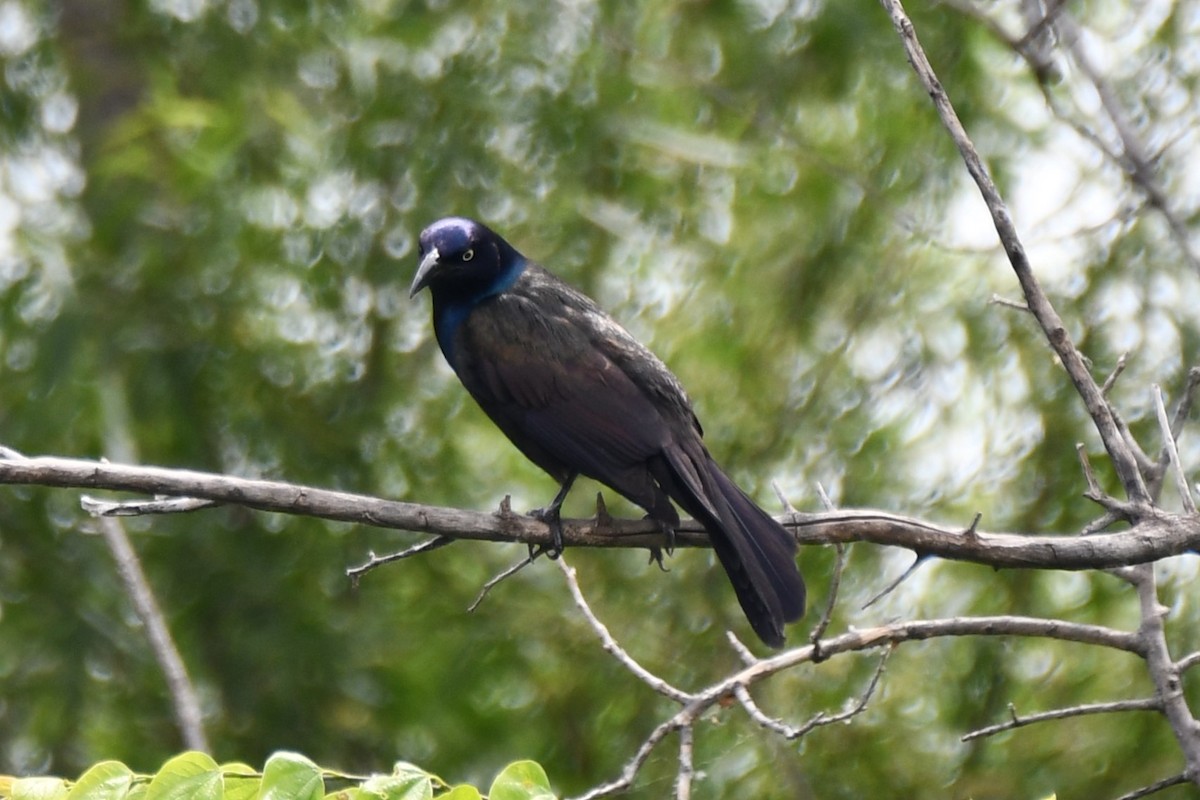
[409,247,440,298]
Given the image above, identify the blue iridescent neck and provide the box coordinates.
[432,254,528,366]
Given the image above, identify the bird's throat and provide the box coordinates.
[430,256,528,367]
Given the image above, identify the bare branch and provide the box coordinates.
[1178,651,1200,674]
[557,557,693,704]
[725,630,759,667]
[5,454,1200,571]
[1129,564,1200,780]
[988,293,1031,313]
[962,697,1162,742]
[1154,385,1197,514]
[576,612,1139,799]
[346,536,455,584]
[1113,773,1191,800]
[674,724,694,800]
[570,713,681,800]
[1148,368,1200,500]
[878,0,1151,505]
[1051,12,1200,278]
[738,650,891,739]
[1076,443,1103,498]
[861,555,928,610]
[467,552,539,613]
[82,495,219,516]
[96,515,209,753]
[946,2,1200,278]
[1102,353,1128,398]
[809,543,845,645]
[808,482,845,650]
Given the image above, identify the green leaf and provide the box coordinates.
[11,778,69,800]
[66,762,135,800]
[145,752,222,800]
[259,753,323,800]
[487,762,554,800]
[358,771,430,800]
[320,791,362,800]
[217,765,259,800]
[437,787,483,800]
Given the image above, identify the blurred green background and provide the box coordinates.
[2,0,1199,797]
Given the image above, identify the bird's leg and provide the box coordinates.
[528,473,578,558]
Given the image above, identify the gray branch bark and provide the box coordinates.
[1,452,1198,571]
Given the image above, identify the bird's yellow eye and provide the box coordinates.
[462,248,475,262]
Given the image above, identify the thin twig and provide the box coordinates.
[1052,12,1200,278]
[1080,511,1121,536]
[557,557,693,704]
[948,1,1200,277]
[83,494,219,516]
[862,555,927,610]
[467,552,539,612]
[1112,773,1190,800]
[1076,443,1102,497]
[737,650,891,739]
[808,483,846,653]
[571,714,683,800]
[1102,353,1128,398]
[1177,651,1200,674]
[988,293,1031,313]
[1147,367,1200,501]
[346,536,455,583]
[1153,385,1197,514]
[810,543,846,645]
[725,630,759,667]
[962,697,1162,742]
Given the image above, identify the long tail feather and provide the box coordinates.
[658,444,806,647]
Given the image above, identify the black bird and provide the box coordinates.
[410,217,805,647]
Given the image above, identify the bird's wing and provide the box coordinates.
[453,285,681,484]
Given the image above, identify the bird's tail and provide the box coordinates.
[657,444,806,648]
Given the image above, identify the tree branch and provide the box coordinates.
[573,607,1140,799]
[7,453,1200,573]
[3,452,1199,571]
[97,515,210,753]
[962,697,1162,742]
[1129,564,1200,780]
[878,0,1151,505]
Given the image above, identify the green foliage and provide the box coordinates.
[0,754,551,800]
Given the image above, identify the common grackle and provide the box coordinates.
[410,217,805,647]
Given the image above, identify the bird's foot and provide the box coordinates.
[645,516,676,556]
[647,547,669,572]
[645,518,675,571]
[528,505,565,559]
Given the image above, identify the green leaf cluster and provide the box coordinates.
[0,753,552,800]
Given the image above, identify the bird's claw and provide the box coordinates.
[645,519,675,571]
[528,506,565,558]
[643,516,675,556]
[647,547,669,572]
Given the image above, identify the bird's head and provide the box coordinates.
[409,217,525,300]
